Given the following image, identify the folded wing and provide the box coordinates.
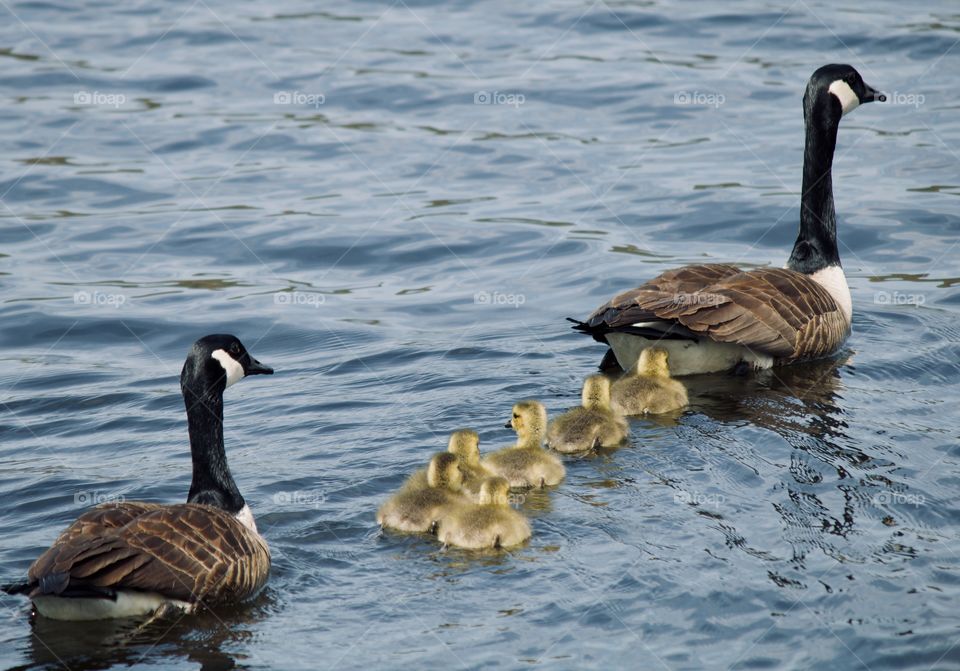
[26,502,270,605]
[582,264,848,360]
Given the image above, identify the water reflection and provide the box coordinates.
[685,354,850,440]
[17,595,271,671]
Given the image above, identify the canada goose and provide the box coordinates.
[482,401,565,488]
[546,375,628,453]
[571,65,885,375]
[611,347,688,415]
[437,477,531,550]
[446,429,494,502]
[377,452,465,533]
[1,334,274,621]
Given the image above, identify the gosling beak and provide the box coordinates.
[861,83,886,104]
[504,420,512,429]
[246,358,274,376]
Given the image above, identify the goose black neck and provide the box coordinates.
[182,378,245,514]
[788,90,842,274]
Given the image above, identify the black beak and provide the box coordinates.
[504,420,512,429]
[862,83,886,104]
[246,358,274,376]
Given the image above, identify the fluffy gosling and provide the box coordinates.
[437,476,531,550]
[447,429,494,502]
[377,452,464,533]
[610,347,688,415]
[482,401,565,488]
[546,375,628,453]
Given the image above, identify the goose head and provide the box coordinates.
[636,347,671,378]
[581,374,613,411]
[427,452,463,491]
[180,335,272,518]
[447,429,481,468]
[478,476,511,507]
[504,400,548,446]
[181,334,273,395]
[806,64,885,120]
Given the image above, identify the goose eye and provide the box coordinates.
[230,343,241,355]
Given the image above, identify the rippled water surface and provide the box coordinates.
[1,1,959,669]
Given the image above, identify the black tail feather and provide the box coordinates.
[1,581,32,596]
[3,576,118,600]
[37,572,69,596]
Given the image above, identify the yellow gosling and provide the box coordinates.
[482,401,565,488]
[447,429,493,502]
[437,477,531,550]
[377,453,465,533]
[610,347,688,415]
[546,375,628,453]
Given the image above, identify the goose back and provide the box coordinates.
[25,502,270,605]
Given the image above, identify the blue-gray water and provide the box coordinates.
[1,1,958,669]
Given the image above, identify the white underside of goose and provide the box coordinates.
[607,331,774,376]
[33,591,193,621]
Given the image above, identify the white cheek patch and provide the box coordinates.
[828,80,859,116]
[211,349,245,388]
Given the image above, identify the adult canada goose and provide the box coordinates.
[483,401,565,488]
[437,477,531,550]
[572,65,885,375]
[610,347,688,415]
[1,334,273,621]
[377,452,465,534]
[546,375,628,454]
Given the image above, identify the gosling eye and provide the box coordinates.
[512,414,519,419]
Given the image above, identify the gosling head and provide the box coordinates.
[427,452,463,491]
[504,400,548,446]
[636,347,671,378]
[447,429,481,467]
[581,374,612,411]
[478,476,511,507]
[806,64,884,121]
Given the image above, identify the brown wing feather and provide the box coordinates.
[586,265,849,359]
[587,264,743,328]
[27,503,270,605]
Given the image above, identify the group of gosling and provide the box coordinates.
[377,347,688,550]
